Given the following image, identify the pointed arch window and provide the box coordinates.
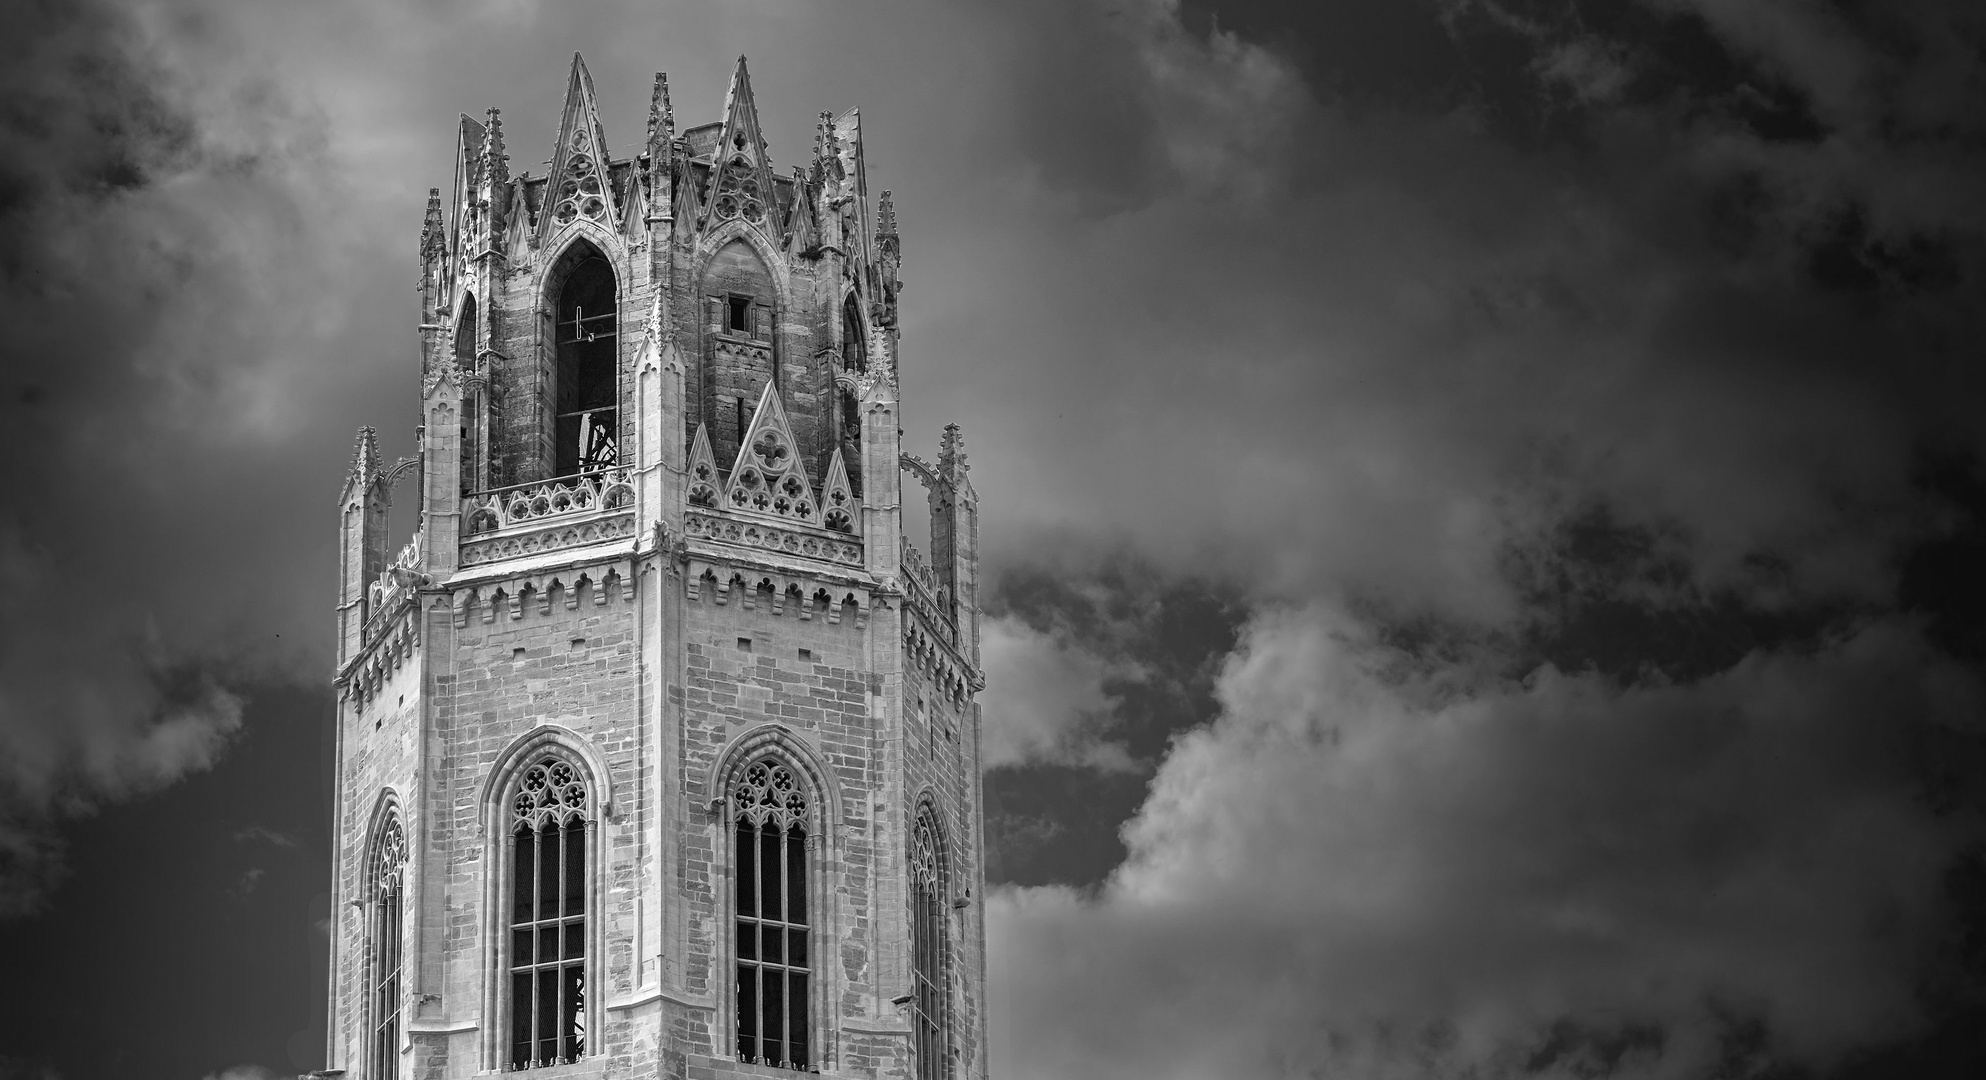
[368,812,409,1080]
[841,294,867,373]
[456,293,480,494]
[506,756,591,1069]
[732,758,812,1071]
[553,253,617,476]
[911,807,950,1080]
[455,293,478,365]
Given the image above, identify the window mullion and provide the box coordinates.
[532,823,545,1066]
[775,824,788,1066]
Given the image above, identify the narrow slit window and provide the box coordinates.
[733,759,811,1071]
[507,757,590,1070]
[841,294,867,373]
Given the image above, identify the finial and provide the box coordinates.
[481,107,508,185]
[815,111,840,164]
[648,73,673,142]
[878,190,898,238]
[350,425,382,481]
[940,424,968,474]
[419,187,445,261]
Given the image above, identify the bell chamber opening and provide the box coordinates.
[553,251,618,478]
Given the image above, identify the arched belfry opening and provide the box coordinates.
[550,243,618,477]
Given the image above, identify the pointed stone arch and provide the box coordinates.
[706,721,845,1070]
[696,228,787,468]
[477,723,618,835]
[540,235,622,478]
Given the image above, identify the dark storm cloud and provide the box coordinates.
[0,0,347,916]
[0,1,1978,1077]
[977,550,1245,885]
[947,0,1984,618]
[960,1,1986,1077]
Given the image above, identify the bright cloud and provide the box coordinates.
[991,605,1983,1079]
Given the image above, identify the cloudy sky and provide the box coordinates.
[2,0,1984,1077]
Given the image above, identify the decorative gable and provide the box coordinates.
[820,448,856,534]
[724,381,818,524]
[540,54,618,240]
[687,422,720,509]
[702,56,782,240]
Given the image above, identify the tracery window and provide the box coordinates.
[507,756,590,1070]
[368,813,409,1080]
[911,808,949,1080]
[733,758,812,1070]
[712,154,767,227]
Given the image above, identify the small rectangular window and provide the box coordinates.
[738,637,753,652]
[797,648,813,661]
[728,295,751,333]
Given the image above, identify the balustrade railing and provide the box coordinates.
[463,468,635,536]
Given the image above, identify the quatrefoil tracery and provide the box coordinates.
[513,757,590,829]
[713,156,767,227]
[552,136,607,227]
[732,760,809,830]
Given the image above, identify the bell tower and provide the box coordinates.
[327,54,987,1080]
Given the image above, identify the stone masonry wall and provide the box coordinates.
[675,578,881,1073]
[421,572,651,1079]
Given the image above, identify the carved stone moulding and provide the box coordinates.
[460,512,639,568]
[683,511,863,567]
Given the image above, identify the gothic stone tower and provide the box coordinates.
[329,55,985,1080]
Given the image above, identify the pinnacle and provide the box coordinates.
[878,190,897,237]
[350,425,381,480]
[940,424,969,473]
[648,72,673,141]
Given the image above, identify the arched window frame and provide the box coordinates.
[694,223,793,466]
[709,725,841,1073]
[538,234,625,480]
[364,799,409,1080]
[840,292,868,374]
[910,799,952,1080]
[478,727,613,1072]
[455,291,479,365]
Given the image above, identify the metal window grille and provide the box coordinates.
[911,810,949,1080]
[733,759,811,1071]
[369,815,408,1080]
[507,758,589,1070]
